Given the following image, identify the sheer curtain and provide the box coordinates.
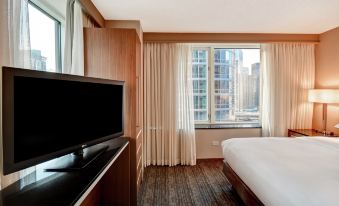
[261,43,315,137]
[7,0,32,69]
[143,43,196,166]
[176,44,196,165]
[0,0,34,190]
[63,0,84,75]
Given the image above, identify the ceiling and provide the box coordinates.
[33,0,67,20]
[92,0,339,34]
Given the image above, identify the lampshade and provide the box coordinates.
[308,89,339,103]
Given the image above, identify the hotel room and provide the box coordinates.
[0,0,339,205]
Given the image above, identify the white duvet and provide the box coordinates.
[222,137,339,206]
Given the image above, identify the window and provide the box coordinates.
[192,46,260,125]
[28,2,61,72]
[192,49,209,122]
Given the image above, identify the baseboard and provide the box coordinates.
[197,158,224,162]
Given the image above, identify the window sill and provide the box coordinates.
[195,123,261,129]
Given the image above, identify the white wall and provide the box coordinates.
[195,128,261,159]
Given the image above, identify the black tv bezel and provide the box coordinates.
[2,67,125,175]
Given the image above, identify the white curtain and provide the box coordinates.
[143,43,196,166]
[261,43,315,137]
[63,0,84,75]
[176,44,196,165]
[0,0,35,190]
[7,0,32,69]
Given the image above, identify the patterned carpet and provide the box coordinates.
[137,160,244,206]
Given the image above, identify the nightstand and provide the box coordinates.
[288,129,339,137]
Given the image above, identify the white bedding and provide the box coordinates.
[222,137,339,206]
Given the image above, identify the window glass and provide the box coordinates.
[192,47,260,124]
[192,49,209,121]
[28,3,61,72]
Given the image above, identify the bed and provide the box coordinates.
[221,137,339,206]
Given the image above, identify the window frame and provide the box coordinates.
[28,0,62,73]
[192,44,261,126]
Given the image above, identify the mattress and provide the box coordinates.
[222,137,339,206]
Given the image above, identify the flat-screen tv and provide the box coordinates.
[2,67,124,175]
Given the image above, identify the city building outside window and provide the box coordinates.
[192,46,261,126]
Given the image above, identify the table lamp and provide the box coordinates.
[308,89,339,135]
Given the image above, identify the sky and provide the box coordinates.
[28,4,56,72]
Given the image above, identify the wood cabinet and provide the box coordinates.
[80,141,130,206]
[288,129,338,137]
[84,28,143,205]
[0,139,130,206]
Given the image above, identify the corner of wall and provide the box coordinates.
[313,26,339,133]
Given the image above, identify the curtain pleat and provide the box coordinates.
[8,0,32,69]
[63,0,84,75]
[261,43,315,137]
[143,43,196,166]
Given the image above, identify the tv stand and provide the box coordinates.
[45,145,109,172]
[0,137,130,206]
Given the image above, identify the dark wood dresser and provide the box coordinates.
[288,129,339,137]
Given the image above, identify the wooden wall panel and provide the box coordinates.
[84,28,136,138]
[105,20,143,42]
[143,32,320,43]
[84,28,142,206]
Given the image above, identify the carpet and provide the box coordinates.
[137,160,244,206]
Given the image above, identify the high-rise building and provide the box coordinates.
[213,49,244,121]
[237,66,249,111]
[251,63,260,76]
[236,63,260,115]
[31,50,47,71]
[251,63,260,108]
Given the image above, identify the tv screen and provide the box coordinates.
[2,67,124,174]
